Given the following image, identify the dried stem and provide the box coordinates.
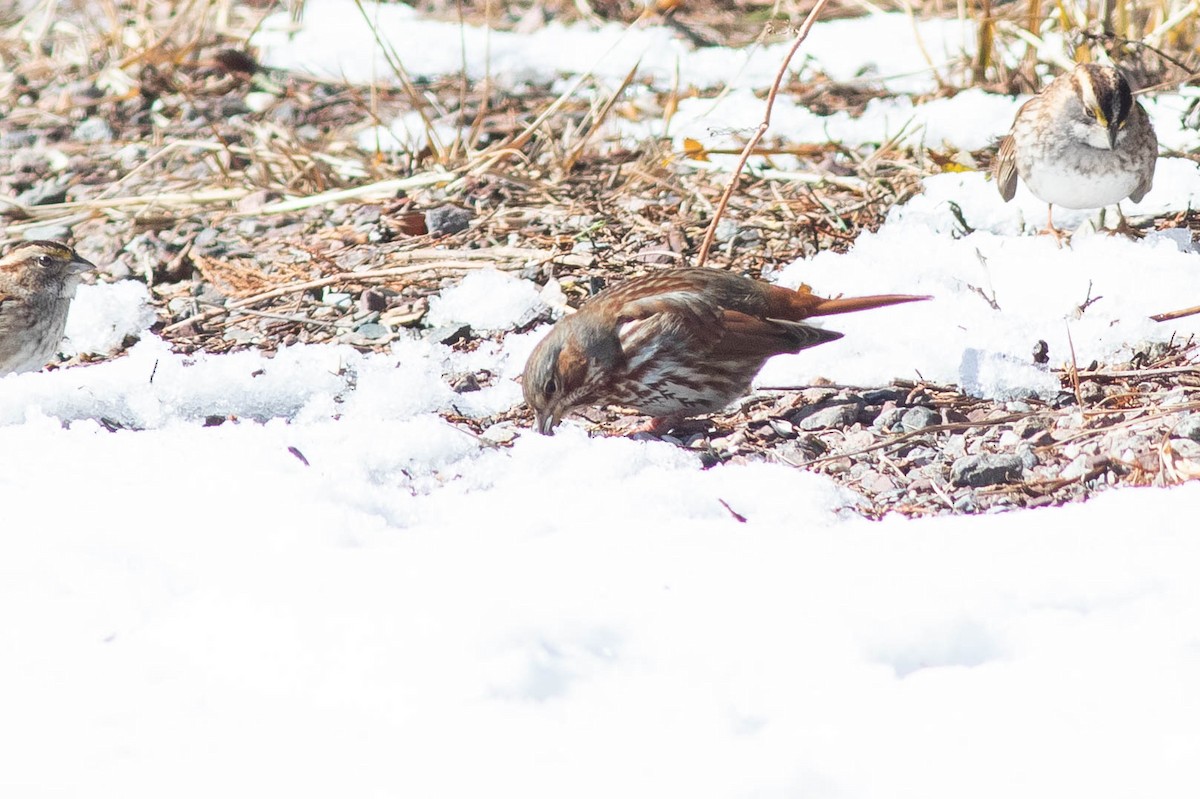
[695,0,832,268]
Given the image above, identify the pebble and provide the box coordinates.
[900,406,939,432]
[862,388,903,404]
[950,453,1023,487]
[1058,453,1092,481]
[795,402,861,431]
[1171,413,1200,443]
[17,180,68,207]
[480,425,517,444]
[425,205,474,237]
[21,223,72,242]
[1171,438,1200,461]
[73,117,114,142]
[354,322,390,340]
[872,406,905,432]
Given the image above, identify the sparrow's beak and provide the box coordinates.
[535,410,559,436]
[1106,122,1119,150]
[70,255,96,274]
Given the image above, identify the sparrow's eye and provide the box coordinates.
[544,378,557,397]
[1084,107,1097,119]
[36,255,53,268]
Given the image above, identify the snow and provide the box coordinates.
[6,5,1200,798]
[255,0,976,93]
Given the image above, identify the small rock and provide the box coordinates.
[860,471,896,494]
[998,430,1020,449]
[795,402,862,431]
[354,322,390,340]
[862,388,903,404]
[73,117,114,142]
[17,180,68,207]
[1014,416,1048,439]
[952,493,979,513]
[480,425,517,444]
[1016,443,1039,469]
[359,289,388,313]
[353,205,382,226]
[1078,381,1104,403]
[1171,438,1200,461]
[425,205,474,237]
[1058,453,1092,481]
[450,372,481,393]
[1171,413,1200,443]
[800,387,836,405]
[21,223,71,242]
[425,323,471,346]
[0,130,38,149]
[900,406,939,432]
[767,418,797,439]
[872,406,905,432]
[904,445,940,467]
[950,453,1023,487]
[713,218,740,243]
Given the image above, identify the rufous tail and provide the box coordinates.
[781,283,930,319]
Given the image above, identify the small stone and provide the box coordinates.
[862,388,903,404]
[21,223,71,242]
[900,406,939,432]
[795,402,862,431]
[1016,443,1039,470]
[952,493,979,513]
[194,228,220,248]
[450,372,481,393]
[480,425,517,444]
[354,322,390,340]
[767,419,797,439]
[904,445,940,467]
[950,453,1023,487]
[17,180,68,207]
[1014,416,1048,439]
[359,289,388,313]
[353,205,382,226]
[800,388,836,405]
[872,406,905,432]
[425,205,474,237]
[73,117,114,142]
[1171,438,1200,461]
[1078,381,1104,403]
[943,434,967,459]
[1059,453,1092,481]
[425,323,471,346]
[713,218,740,242]
[860,471,896,494]
[1171,413,1200,443]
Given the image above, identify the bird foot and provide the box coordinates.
[1036,225,1071,247]
[626,416,683,437]
[1102,218,1146,240]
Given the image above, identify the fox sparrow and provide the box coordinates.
[0,240,95,375]
[523,267,929,434]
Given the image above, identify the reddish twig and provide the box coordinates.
[695,0,833,268]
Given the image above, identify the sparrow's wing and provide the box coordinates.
[993,132,1019,202]
[1129,104,1157,203]
[715,310,843,360]
[612,289,727,356]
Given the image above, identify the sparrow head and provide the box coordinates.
[1070,63,1133,150]
[0,240,95,288]
[522,313,622,435]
